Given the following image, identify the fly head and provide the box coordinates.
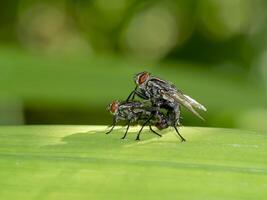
[134,71,150,86]
[107,101,119,115]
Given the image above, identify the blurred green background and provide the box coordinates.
[0,0,267,130]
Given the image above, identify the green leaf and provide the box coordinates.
[0,126,266,199]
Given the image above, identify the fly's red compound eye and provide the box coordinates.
[138,72,149,85]
[110,102,118,113]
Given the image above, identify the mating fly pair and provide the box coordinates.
[106,71,207,141]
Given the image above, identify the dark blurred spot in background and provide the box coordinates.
[0,0,267,131]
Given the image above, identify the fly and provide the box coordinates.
[127,71,207,121]
[105,101,186,141]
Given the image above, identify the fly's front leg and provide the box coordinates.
[126,86,138,102]
[131,86,138,100]
[106,117,117,134]
[127,89,149,102]
[134,90,149,100]
[126,91,134,101]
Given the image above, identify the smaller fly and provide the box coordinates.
[106,100,163,140]
[106,101,184,141]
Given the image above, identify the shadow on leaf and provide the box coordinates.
[41,127,158,154]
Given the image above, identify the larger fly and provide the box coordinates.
[126,72,206,140]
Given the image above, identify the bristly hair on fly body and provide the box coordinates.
[130,71,207,121]
[106,101,185,141]
[106,100,175,141]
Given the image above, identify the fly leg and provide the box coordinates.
[121,121,131,139]
[126,86,138,102]
[127,88,149,102]
[149,125,162,137]
[174,126,186,142]
[106,117,117,134]
[134,90,149,100]
[136,115,153,141]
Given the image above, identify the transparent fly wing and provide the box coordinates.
[161,91,206,121]
[183,94,207,112]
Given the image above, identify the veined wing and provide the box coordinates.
[183,94,207,111]
[149,76,207,120]
[161,91,207,121]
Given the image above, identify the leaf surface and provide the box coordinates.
[0,126,266,199]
